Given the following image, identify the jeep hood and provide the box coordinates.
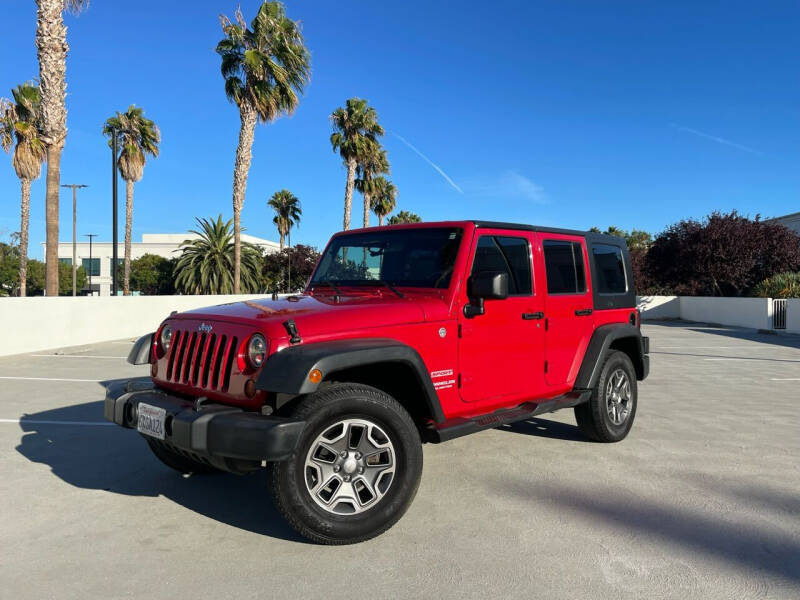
[171,293,450,339]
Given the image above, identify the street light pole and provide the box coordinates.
[62,184,88,297]
[111,128,119,296]
[85,234,97,295]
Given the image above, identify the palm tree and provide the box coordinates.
[103,106,160,296]
[330,98,384,230]
[267,189,301,250]
[354,141,389,228]
[370,177,397,226]
[1,83,46,297]
[388,211,422,225]
[36,0,89,297]
[174,215,262,295]
[216,2,310,294]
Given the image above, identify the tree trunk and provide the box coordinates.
[123,179,134,295]
[44,145,61,296]
[279,232,285,251]
[19,179,31,297]
[343,157,356,231]
[363,192,371,229]
[378,214,384,227]
[36,0,69,297]
[232,103,258,294]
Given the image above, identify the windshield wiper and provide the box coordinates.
[363,280,404,298]
[311,281,342,295]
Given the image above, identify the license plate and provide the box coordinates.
[137,403,166,440]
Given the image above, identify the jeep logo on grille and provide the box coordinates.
[198,323,213,333]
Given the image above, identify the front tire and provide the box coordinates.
[574,350,637,442]
[268,383,423,545]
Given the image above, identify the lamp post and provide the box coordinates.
[85,234,97,295]
[62,184,88,296]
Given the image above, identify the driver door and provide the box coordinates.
[457,230,546,406]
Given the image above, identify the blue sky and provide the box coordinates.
[1,0,798,255]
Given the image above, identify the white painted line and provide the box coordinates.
[31,354,127,359]
[771,378,800,381]
[112,341,135,345]
[0,418,114,426]
[0,376,100,382]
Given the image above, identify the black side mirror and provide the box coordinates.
[464,271,509,318]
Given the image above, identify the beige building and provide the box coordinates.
[44,232,279,296]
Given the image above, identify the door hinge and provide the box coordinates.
[457,373,461,388]
[544,318,549,331]
[458,323,462,338]
[544,360,548,373]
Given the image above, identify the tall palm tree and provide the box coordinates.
[1,83,46,297]
[267,189,301,250]
[103,106,160,296]
[330,98,384,231]
[174,215,262,295]
[216,1,310,294]
[354,141,389,228]
[388,210,422,225]
[36,0,88,296]
[370,177,397,226]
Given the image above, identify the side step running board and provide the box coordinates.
[430,391,591,443]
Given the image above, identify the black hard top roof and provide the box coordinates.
[472,220,626,245]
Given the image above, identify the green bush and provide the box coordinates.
[753,272,800,298]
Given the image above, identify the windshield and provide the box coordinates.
[310,228,463,289]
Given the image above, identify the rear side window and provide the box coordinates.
[543,240,586,294]
[592,244,627,294]
[471,236,532,295]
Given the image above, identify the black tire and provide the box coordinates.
[268,383,423,545]
[145,437,221,475]
[574,350,637,442]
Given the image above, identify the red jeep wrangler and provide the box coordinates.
[106,221,649,544]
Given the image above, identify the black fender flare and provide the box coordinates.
[574,324,647,389]
[128,333,154,365]
[256,338,445,423]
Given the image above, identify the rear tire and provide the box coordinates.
[574,350,637,442]
[268,383,423,545]
[145,438,221,475]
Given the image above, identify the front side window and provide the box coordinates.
[592,244,627,294]
[543,240,586,294]
[471,236,532,295]
[82,258,100,277]
[310,228,463,289]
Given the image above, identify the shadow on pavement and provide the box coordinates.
[15,381,306,543]
[502,479,800,585]
[645,319,800,351]
[496,417,591,442]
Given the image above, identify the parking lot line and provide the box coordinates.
[771,378,800,381]
[0,376,100,382]
[0,418,114,426]
[30,354,128,359]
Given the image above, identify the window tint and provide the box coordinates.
[592,244,627,294]
[543,240,586,294]
[471,236,532,295]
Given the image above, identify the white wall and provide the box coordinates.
[786,299,800,333]
[637,296,680,320]
[0,295,273,358]
[678,297,771,331]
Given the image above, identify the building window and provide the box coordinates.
[109,258,124,274]
[592,244,628,294]
[543,240,586,294]
[82,258,100,277]
[58,258,72,267]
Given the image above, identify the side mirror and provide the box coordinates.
[464,271,509,318]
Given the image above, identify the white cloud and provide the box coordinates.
[500,170,547,203]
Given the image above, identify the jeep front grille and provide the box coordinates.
[164,329,239,391]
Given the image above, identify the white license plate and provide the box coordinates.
[137,403,166,440]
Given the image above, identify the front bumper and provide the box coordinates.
[104,378,305,472]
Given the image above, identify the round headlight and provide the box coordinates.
[160,325,173,352]
[247,334,267,368]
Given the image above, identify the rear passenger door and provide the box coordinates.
[536,235,595,387]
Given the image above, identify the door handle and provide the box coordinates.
[522,312,544,320]
[575,309,593,316]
